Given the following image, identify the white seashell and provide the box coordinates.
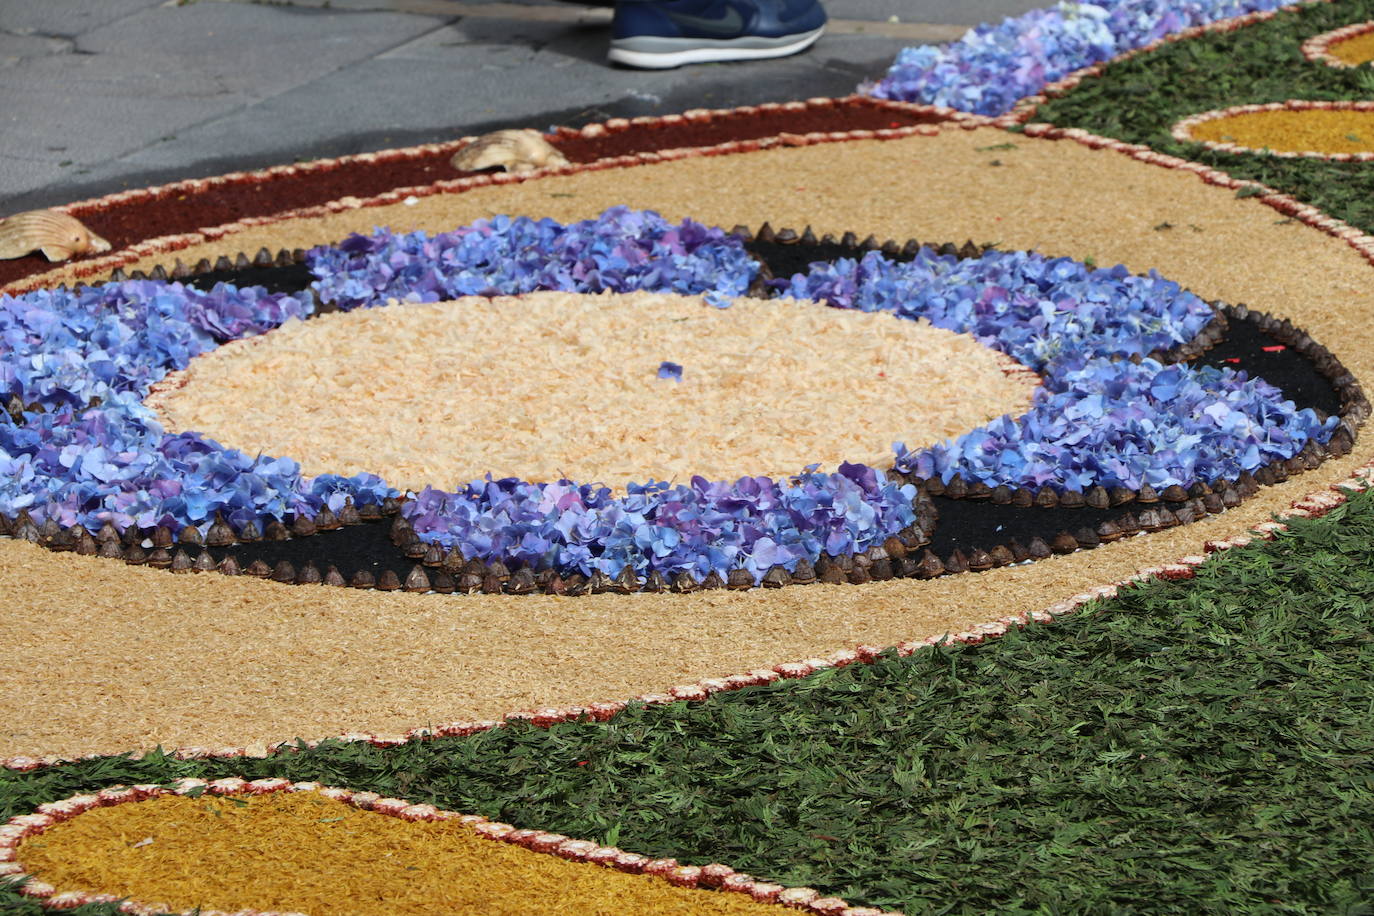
[0,209,111,261]
[450,129,570,174]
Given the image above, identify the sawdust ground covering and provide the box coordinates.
[149,291,1035,493]
[1328,25,1374,64]
[1188,108,1374,154]
[6,127,1374,761]
[16,792,781,916]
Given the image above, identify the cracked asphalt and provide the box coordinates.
[0,0,1046,212]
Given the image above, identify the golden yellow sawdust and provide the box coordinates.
[4,128,1374,761]
[17,792,783,916]
[1189,108,1374,154]
[1327,27,1374,66]
[148,291,1036,492]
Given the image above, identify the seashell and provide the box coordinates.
[966,548,994,572]
[987,544,1015,567]
[504,566,536,595]
[449,129,570,174]
[330,499,357,527]
[205,514,236,547]
[0,209,111,261]
[1085,486,1111,509]
[699,571,726,590]
[404,565,432,593]
[761,566,791,588]
[1050,531,1079,554]
[612,565,640,594]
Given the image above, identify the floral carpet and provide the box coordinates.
[1,1,1372,913]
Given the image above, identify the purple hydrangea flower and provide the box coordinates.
[779,246,1334,492]
[307,206,758,311]
[867,0,1304,115]
[0,280,390,536]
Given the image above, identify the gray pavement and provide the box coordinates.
[0,0,1047,212]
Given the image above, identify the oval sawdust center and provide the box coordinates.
[149,290,1038,491]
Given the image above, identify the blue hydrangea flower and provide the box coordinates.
[866,0,1304,115]
[779,246,1334,492]
[308,206,758,311]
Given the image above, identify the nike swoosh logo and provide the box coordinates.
[664,5,745,36]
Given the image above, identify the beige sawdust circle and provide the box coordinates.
[147,291,1037,491]
[8,127,1374,761]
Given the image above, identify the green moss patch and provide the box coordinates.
[6,489,1373,914]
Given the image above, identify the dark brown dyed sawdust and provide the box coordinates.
[4,127,1373,761]
[0,98,947,292]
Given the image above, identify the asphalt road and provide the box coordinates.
[0,0,1048,211]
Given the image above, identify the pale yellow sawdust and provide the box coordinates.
[4,127,1374,760]
[17,792,784,916]
[148,291,1035,492]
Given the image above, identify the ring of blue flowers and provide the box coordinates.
[0,206,1335,585]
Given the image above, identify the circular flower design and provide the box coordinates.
[0,207,1334,585]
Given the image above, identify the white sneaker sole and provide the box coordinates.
[608,26,824,69]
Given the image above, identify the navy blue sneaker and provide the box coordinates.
[609,0,826,69]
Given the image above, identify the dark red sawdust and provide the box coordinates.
[0,99,949,291]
